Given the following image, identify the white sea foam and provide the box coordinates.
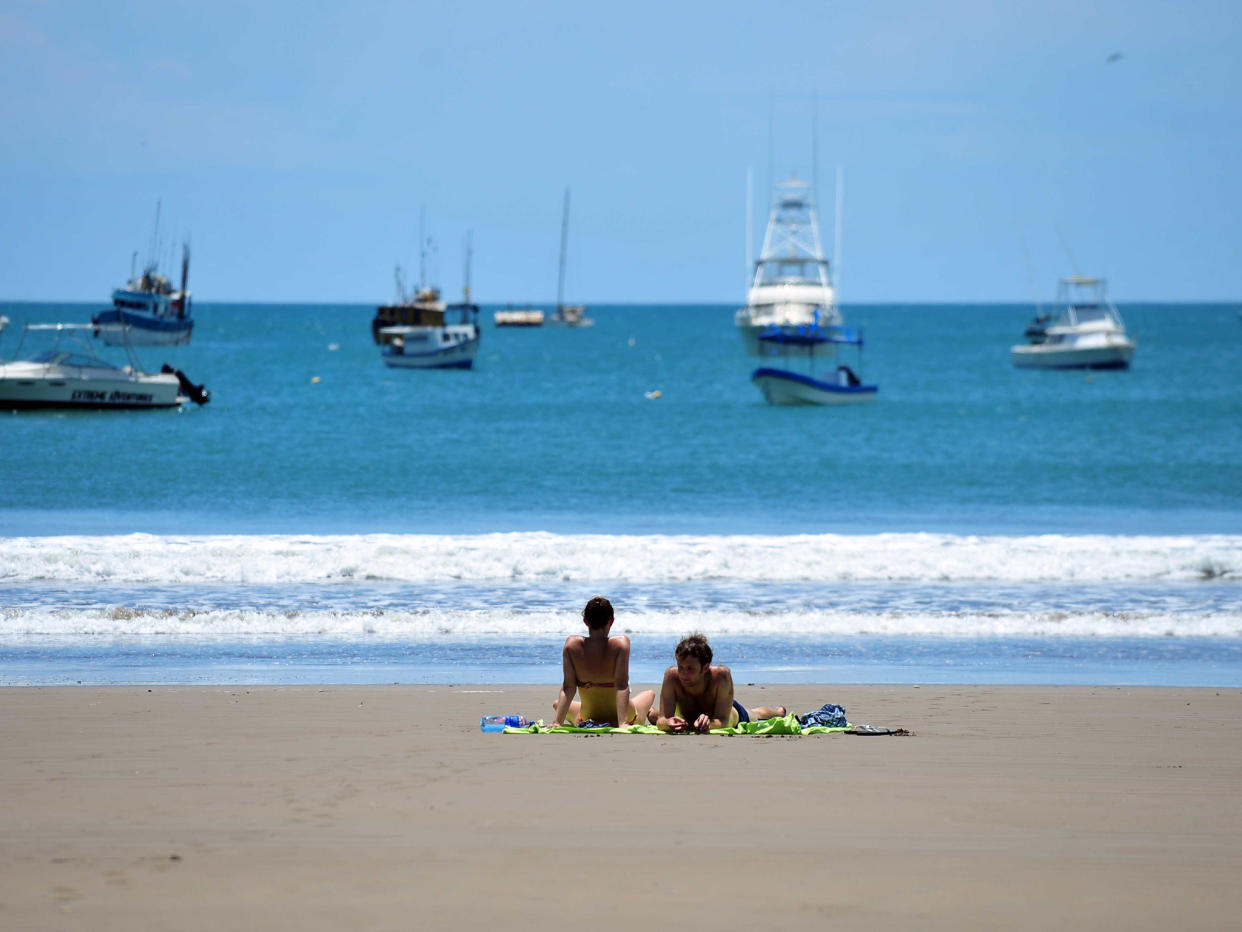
[3,605,1240,639]
[1,532,1240,585]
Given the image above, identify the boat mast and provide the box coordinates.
[419,207,427,292]
[811,94,819,209]
[833,165,844,296]
[745,168,754,293]
[557,188,570,313]
[462,230,473,302]
[148,200,161,273]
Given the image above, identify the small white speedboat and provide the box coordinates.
[1011,276,1135,370]
[0,323,208,410]
[752,366,878,405]
[0,323,208,409]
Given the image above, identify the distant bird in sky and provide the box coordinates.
[1107,51,1124,63]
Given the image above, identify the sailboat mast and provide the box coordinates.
[419,207,427,291]
[557,188,570,312]
[462,231,473,302]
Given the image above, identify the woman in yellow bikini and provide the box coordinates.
[549,596,655,728]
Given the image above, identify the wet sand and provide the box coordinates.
[2,684,1240,930]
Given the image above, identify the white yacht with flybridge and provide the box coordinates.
[1011,276,1135,370]
[736,176,842,356]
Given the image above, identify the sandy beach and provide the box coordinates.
[2,683,1239,930]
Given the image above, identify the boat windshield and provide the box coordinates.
[28,350,120,370]
[1067,306,1113,325]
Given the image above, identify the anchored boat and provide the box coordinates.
[93,203,194,346]
[736,176,842,356]
[750,323,877,406]
[378,234,481,369]
[0,323,209,410]
[1011,276,1135,370]
[549,188,593,328]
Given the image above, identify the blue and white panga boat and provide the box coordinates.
[0,323,208,409]
[93,242,193,347]
[1011,276,1135,370]
[750,324,878,406]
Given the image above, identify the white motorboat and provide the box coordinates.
[0,323,209,409]
[93,204,194,346]
[750,325,877,406]
[1011,276,1135,370]
[736,176,843,355]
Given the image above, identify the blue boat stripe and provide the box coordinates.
[751,367,878,393]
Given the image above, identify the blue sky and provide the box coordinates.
[1,0,1239,303]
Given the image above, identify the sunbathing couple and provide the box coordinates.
[550,596,786,732]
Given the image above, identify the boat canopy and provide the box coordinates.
[757,323,862,347]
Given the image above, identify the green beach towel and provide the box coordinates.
[503,712,850,736]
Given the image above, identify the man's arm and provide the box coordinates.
[550,638,577,726]
[611,635,632,727]
[699,666,736,733]
[655,669,688,732]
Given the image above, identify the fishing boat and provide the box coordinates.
[378,234,481,369]
[750,323,877,406]
[1011,276,1135,370]
[550,188,593,327]
[92,245,193,347]
[736,176,842,355]
[0,323,209,410]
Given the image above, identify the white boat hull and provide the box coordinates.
[93,310,193,346]
[751,367,878,406]
[0,361,182,409]
[1010,339,1135,370]
[379,325,479,369]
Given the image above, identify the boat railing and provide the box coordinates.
[13,322,150,372]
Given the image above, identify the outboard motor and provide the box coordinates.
[161,363,210,405]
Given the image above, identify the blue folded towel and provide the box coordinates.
[799,703,847,728]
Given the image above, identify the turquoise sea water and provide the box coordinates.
[2,300,1240,687]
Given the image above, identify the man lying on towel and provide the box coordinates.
[653,632,785,733]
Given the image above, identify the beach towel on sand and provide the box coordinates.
[504,712,851,735]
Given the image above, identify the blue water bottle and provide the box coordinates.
[480,714,530,732]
